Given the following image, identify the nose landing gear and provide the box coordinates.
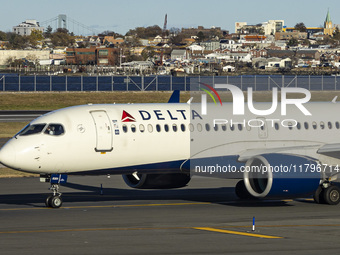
[40,174,67,208]
[45,184,63,208]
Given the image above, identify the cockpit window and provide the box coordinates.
[44,124,65,136]
[19,124,46,136]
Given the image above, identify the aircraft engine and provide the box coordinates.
[122,173,191,189]
[238,154,321,199]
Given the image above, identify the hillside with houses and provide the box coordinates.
[0,11,340,76]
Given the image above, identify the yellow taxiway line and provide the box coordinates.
[0,202,211,211]
[194,227,283,239]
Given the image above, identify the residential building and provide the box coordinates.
[250,49,267,58]
[200,40,220,51]
[12,19,44,36]
[275,31,307,40]
[171,49,187,61]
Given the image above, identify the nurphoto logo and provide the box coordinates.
[201,84,312,116]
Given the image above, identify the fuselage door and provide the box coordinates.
[90,110,113,152]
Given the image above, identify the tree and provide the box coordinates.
[50,28,75,46]
[6,32,28,49]
[287,38,299,47]
[0,31,7,41]
[6,56,25,67]
[124,36,141,47]
[126,25,162,39]
[29,29,44,48]
[141,46,155,61]
[169,33,185,44]
[332,27,340,43]
[197,31,205,42]
[295,22,307,32]
[301,38,310,47]
[169,27,180,36]
[44,25,53,38]
[101,30,123,38]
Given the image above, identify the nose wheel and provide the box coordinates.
[46,195,63,208]
[40,174,67,208]
[45,184,63,208]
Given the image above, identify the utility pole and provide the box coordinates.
[120,48,122,67]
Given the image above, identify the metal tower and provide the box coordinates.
[58,14,67,29]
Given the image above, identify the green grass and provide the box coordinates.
[0,91,191,110]
[0,90,338,111]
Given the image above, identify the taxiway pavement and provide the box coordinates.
[1,175,340,255]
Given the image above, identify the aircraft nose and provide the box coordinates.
[0,143,16,168]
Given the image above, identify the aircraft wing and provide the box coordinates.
[317,143,340,159]
[238,144,321,162]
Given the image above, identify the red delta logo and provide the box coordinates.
[121,110,136,122]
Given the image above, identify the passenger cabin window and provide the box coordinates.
[288,122,293,130]
[19,124,46,136]
[44,124,65,136]
[328,122,332,129]
[304,122,309,130]
[312,121,317,129]
[122,124,128,133]
[320,121,325,129]
[139,124,145,133]
[148,124,153,133]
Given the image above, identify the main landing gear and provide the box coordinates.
[314,182,340,205]
[40,174,68,208]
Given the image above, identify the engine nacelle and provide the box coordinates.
[122,173,191,189]
[243,154,321,199]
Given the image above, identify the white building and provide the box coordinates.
[262,20,284,35]
[187,44,204,52]
[235,20,284,35]
[13,19,44,36]
[171,49,187,61]
[235,22,247,33]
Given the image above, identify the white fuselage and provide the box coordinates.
[1,102,340,175]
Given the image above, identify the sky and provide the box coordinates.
[1,0,339,35]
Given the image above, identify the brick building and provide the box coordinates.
[66,47,118,66]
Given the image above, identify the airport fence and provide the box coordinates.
[0,74,339,92]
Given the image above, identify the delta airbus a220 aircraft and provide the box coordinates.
[1,87,340,208]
